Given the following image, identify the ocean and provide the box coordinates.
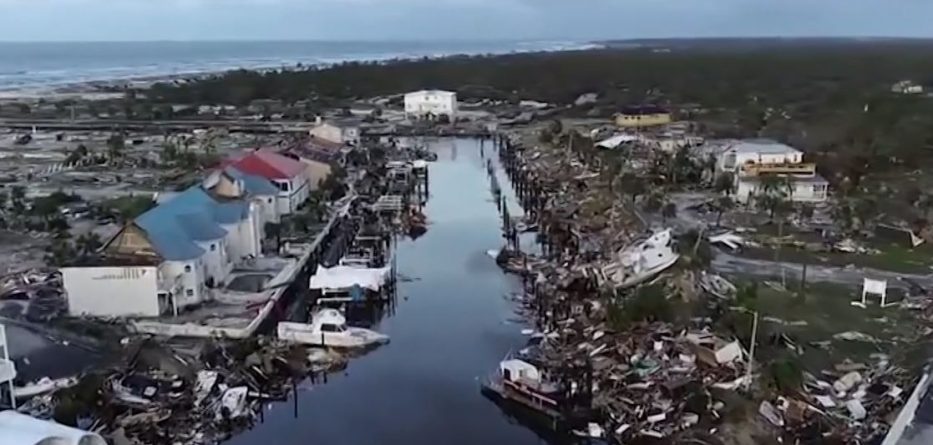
[0,40,596,91]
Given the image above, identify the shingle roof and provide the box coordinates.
[230,150,305,180]
[134,186,250,261]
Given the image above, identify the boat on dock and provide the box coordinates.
[277,308,389,348]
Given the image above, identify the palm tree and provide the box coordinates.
[617,172,646,205]
[106,134,125,163]
[75,233,103,258]
[714,196,735,227]
[756,175,791,222]
[662,202,677,222]
[714,172,735,196]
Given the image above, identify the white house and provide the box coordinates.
[716,139,803,173]
[735,175,829,204]
[404,90,458,119]
[717,139,829,204]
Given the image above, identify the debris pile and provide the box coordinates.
[18,337,347,444]
[757,355,916,443]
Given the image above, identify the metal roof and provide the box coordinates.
[224,166,279,196]
[730,139,802,155]
[134,186,250,261]
[230,150,306,180]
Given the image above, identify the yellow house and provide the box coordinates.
[614,105,672,128]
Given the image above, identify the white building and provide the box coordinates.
[62,179,278,318]
[404,90,458,119]
[892,80,924,95]
[735,175,829,204]
[716,139,803,173]
[716,139,829,204]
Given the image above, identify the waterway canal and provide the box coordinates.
[228,138,553,445]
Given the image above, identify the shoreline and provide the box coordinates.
[0,41,603,101]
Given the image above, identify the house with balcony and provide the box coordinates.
[404,89,458,120]
[715,139,828,204]
[62,179,268,318]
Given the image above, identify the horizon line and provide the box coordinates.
[1,35,933,44]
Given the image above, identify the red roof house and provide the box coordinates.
[228,150,306,180]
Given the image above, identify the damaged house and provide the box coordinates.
[62,168,286,318]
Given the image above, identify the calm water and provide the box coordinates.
[227,138,550,445]
[0,40,596,90]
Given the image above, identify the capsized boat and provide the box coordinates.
[601,229,679,288]
[277,309,389,348]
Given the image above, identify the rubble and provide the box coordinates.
[486,129,926,444]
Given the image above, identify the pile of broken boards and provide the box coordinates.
[528,321,751,443]
[758,355,915,444]
[18,336,346,444]
[0,268,66,322]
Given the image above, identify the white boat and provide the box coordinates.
[13,376,78,399]
[602,229,680,288]
[277,309,389,348]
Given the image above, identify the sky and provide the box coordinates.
[0,0,932,42]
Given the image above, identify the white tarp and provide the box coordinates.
[309,265,391,291]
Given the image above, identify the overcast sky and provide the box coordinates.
[0,0,931,42]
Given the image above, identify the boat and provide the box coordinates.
[277,308,389,348]
[481,357,569,421]
[601,228,680,288]
[13,376,79,399]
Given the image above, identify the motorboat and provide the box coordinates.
[277,309,389,348]
[482,358,566,420]
[601,229,680,288]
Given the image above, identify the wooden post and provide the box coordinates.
[745,311,759,390]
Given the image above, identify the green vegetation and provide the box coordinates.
[100,195,156,223]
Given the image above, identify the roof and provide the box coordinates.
[730,139,802,156]
[224,166,279,196]
[134,186,250,261]
[596,134,639,149]
[230,150,306,180]
[406,89,456,97]
[620,105,669,115]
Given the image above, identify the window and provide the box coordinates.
[268,198,273,204]
[210,244,216,251]
[186,289,194,297]
[320,323,345,333]
[184,265,192,273]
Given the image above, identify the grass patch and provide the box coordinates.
[738,243,933,274]
[718,281,931,375]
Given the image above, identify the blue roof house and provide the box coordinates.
[62,178,268,318]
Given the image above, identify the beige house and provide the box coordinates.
[309,118,361,146]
